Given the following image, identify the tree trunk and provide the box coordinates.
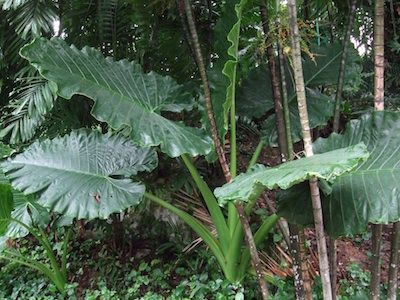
[330,2,357,298]
[370,1,384,299]
[260,3,288,160]
[370,224,383,300]
[183,2,269,298]
[182,0,230,181]
[332,0,357,132]
[287,1,332,299]
[297,229,313,300]
[176,0,196,65]
[326,0,335,43]
[374,0,385,112]
[388,222,400,300]
[277,41,294,159]
[236,203,269,299]
[328,237,338,299]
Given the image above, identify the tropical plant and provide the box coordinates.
[2,1,400,299]
[0,31,370,300]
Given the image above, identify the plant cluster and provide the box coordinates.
[0,1,399,299]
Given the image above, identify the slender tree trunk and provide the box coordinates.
[287,1,332,299]
[183,2,269,298]
[262,193,303,290]
[182,0,230,181]
[330,2,357,298]
[370,224,383,300]
[303,0,310,21]
[328,237,338,299]
[236,203,269,299]
[326,0,335,43]
[390,0,398,39]
[374,0,385,112]
[289,224,313,300]
[277,36,294,159]
[260,3,288,160]
[297,229,313,300]
[388,222,400,300]
[276,3,310,298]
[332,0,357,132]
[176,0,196,64]
[370,1,384,299]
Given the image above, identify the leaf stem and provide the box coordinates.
[144,191,227,275]
[181,154,230,251]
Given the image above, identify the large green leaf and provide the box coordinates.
[0,183,13,236]
[20,38,212,158]
[302,43,361,88]
[2,130,158,220]
[214,143,369,205]
[0,143,41,238]
[236,66,275,119]
[210,0,248,141]
[278,111,400,237]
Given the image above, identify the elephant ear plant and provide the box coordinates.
[0,35,371,296]
[0,131,158,293]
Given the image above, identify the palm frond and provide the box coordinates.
[0,76,57,144]
[98,0,118,44]
[9,0,57,39]
[1,0,28,10]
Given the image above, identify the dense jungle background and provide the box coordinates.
[0,0,399,299]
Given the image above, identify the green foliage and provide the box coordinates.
[0,237,260,299]
[21,38,212,158]
[236,43,362,145]
[0,183,12,236]
[0,141,12,158]
[0,235,375,299]
[278,111,400,237]
[2,130,157,219]
[338,263,370,299]
[215,143,369,205]
[261,88,335,145]
[0,75,58,144]
[0,142,46,240]
[7,0,56,39]
[210,0,248,141]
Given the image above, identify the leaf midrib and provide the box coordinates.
[8,159,127,181]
